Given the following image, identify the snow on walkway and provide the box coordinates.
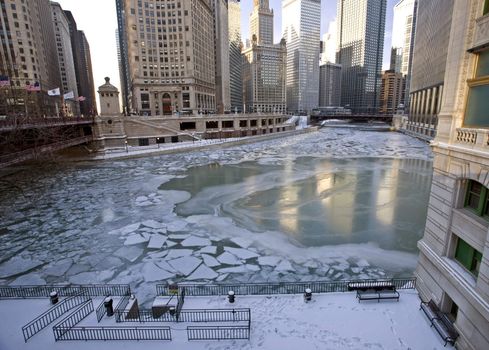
[0,290,451,350]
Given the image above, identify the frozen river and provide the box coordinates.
[0,128,432,304]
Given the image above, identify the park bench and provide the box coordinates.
[420,300,459,347]
[356,287,400,302]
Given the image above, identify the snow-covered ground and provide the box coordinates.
[0,290,450,349]
[0,128,432,306]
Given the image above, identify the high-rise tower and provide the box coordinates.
[228,0,242,112]
[282,0,321,114]
[336,0,386,114]
[250,0,274,45]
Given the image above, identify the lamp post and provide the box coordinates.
[125,140,128,153]
[157,137,160,148]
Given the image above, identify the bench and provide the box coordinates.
[348,281,395,292]
[356,288,400,302]
[420,300,459,347]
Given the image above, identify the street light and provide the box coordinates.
[125,140,128,153]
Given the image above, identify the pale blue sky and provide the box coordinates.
[55,0,396,110]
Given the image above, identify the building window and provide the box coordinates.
[454,236,483,276]
[138,138,149,146]
[464,180,489,217]
[464,50,489,127]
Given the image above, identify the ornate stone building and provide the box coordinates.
[122,0,216,116]
[415,1,489,349]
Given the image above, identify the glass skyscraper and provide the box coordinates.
[336,0,386,114]
[282,0,321,114]
[228,0,243,112]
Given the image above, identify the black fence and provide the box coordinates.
[114,295,131,322]
[116,308,251,323]
[187,325,250,341]
[176,287,185,321]
[1,284,131,299]
[53,299,94,341]
[157,278,416,297]
[54,326,172,341]
[22,294,90,342]
[96,298,107,323]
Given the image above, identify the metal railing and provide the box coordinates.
[53,299,94,341]
[114,295,131,322]
[116,308,251,323]
[156,278,416,297]
[0,284,131,299]
[54,326,172,341]
[95,298,107,323]
[176,287,185,321]
[22,294,90,342]
[187,325,250,341]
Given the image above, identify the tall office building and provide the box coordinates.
[390,0,417,112]
[212,0,230,114]
[336,0,386,114]
[64,11,97,116]
[379,69,405,114]
[250,0,274,45]
[0,0,61,116]
[242,0,287,113]
[122,0,216,116]
[116,0,131,115]
[415,1,489,348]
[51,2,79,117]
[282,0,321,114]
[319,62,341,107]
[406,0,454,140]
[228,0,242,112]
[320,19,337,64]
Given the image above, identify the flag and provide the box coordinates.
[0,75,10,87]
[48,88,60,96]
[77,96,86,102]
[63,91,74,100]
[26,81,41,92]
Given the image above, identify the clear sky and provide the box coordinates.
[55,0,396,111]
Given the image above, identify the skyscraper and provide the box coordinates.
[282,0,321,114]
[319,62,342,107]
[228,0,242,112]
[336,0,386,114]
[379,69,405,114]
[64,11,97,116]
[390,0,417,112]
[242,0,287,113]
[0,0,61,117]
[320,20,337,64]
[51,2,79,117]
[212,0,231,114]
[406,0,454,140]
[250,0,274,45]
[122,0,216,116]
[116,0,131,115]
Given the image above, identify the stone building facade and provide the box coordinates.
[123,0,217,116]
[415,1,489,349]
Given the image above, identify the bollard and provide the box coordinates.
[104,297,114,317]
[304,288,312,302]
[228,290,235,303]
[50,291,58,305]
[169,306,176,316]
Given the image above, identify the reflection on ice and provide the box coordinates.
[0,128,432,304]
